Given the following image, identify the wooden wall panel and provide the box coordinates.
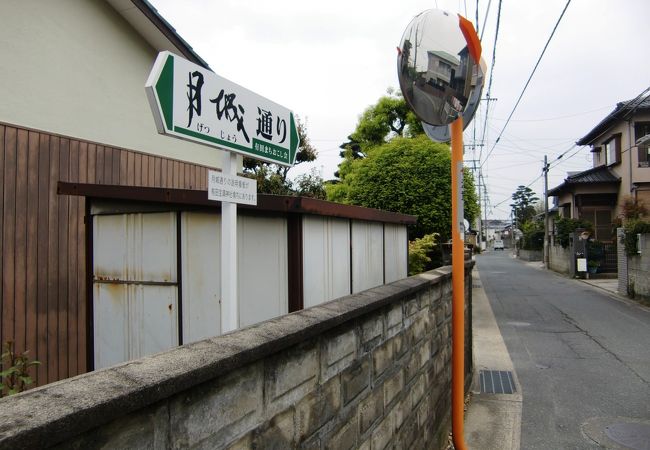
[47,136,60,383]
[2,127,16,357]
[0,126,5,359]
[0,122,213,387]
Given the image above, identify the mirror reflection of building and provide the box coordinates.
[397,9,483,127]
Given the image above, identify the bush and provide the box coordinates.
[520,221,544,250]
[408,233,438,275]
[623,220,650,255]
[1,341,40,397]
[555,217,593,248]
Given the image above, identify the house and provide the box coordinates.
[548,92,650,241]
[0,0,232,387]
[0,1,413,386]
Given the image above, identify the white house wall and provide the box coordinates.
[384,224,408,283]
[302,216,351,308]
[351,221,385,293]
[0,0,223,168]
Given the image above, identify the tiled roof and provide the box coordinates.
[577,93,650,145]
[548,165,620,196]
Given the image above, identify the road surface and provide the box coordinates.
[476,251,650,449]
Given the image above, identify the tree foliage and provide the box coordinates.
[294,168,327,200]
[520,220,544,251]
[334,93,424,180]
[510,185,539,226]
[243,116,318,193]
[327,135,479,241]
[555,217,593,248]
[350,93,424,150]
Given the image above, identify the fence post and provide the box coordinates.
[617,227,627,295]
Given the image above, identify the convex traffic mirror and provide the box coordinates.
[397,9,484,128]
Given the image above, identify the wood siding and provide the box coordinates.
[0,122,209,386]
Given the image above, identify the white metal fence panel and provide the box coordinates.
[302,216,351,308]
[238,215,288,327]
[181,212,221,343]
[384,224,408,283]
[351,221,384,293]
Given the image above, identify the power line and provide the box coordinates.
[480,0,572,169]
[479,0,493,41]
[478,0,502,162]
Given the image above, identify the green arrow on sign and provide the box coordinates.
[154,54,174,132]
[146,51,299,167]
[290,112,300,166]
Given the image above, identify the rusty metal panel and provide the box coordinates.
[93,212,178,369]
[180,212,221,343]
[238,215,288,327]
[302,216,350,308]
[384,224,408,283]
[93,212,177,283]
[351,220,384,293]
[93,283,178,370]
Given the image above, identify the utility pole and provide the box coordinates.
[482,175,488,247]
[543,155,550,268]
[465,158,482,250]
[473,122,481,252]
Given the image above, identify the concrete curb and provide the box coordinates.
[464,272,522,450]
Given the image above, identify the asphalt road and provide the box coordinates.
[476,251,650,449]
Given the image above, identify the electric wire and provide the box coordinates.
[478,0,502,163]
[479,0,493,41]
[480,0,572,169]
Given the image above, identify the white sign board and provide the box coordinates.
[145,51,299,167]
[577,258,587,272]
[208,170,257,206]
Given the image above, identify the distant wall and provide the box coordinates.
[627,233,650,299]
[549,244,571,275]
[0,264,473,450]
[518,249,542,262]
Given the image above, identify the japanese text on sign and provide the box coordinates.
[208,170,257,206]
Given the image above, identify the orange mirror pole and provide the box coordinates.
[451,116,468,450]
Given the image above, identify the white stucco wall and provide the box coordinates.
[0,0,224,168]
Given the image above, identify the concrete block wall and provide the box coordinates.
[549,244,571,275]
[518,249,542,262]
[0,264,473,450]
[627,233,650,299]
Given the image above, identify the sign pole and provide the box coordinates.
[451,117,467,450]
[221,151,238,333]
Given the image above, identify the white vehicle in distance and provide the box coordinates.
[493,240,504,250]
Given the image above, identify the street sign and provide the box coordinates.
[208,170,257,205]
[145,51,299,167]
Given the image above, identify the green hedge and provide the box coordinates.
[623,220,650,255]
[555,217,593,248]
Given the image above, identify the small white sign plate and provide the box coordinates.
[576,258,587,272]
[208,170,257,205]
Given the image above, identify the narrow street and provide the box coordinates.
[476,251,650,449]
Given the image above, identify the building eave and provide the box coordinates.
[577,95,650,146]
[106,0,210,69]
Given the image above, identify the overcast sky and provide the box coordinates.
[149,0,649,219]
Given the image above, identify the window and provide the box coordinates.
[635,121,650,167]
[592,146,602,166]
[639,145,650,167]
[579,208,612,241]
[604,134,621,166]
